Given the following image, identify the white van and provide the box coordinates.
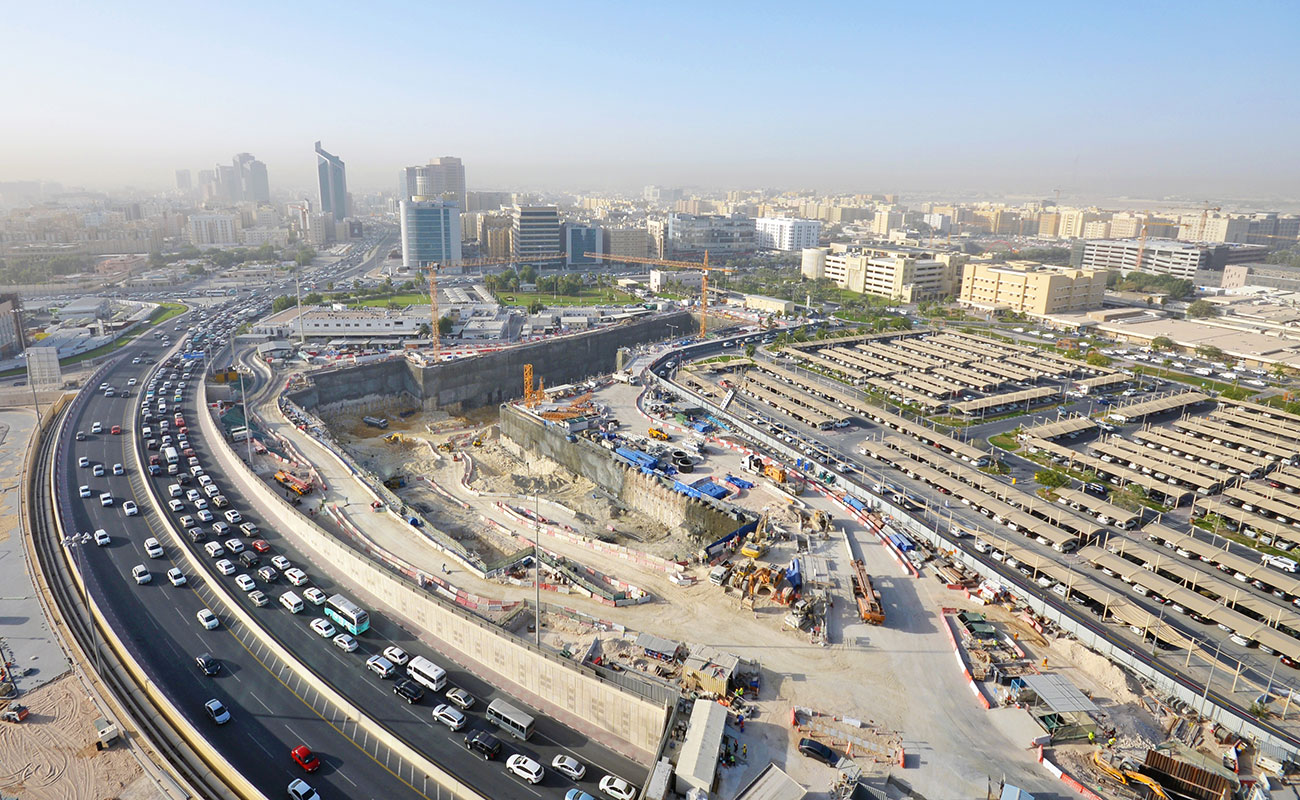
[280,591,304,614]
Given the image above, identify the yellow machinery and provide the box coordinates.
[648,427,670,441]
[1092,750,1170,800]
[582,251,734,336]
[523,364,546,407]
[383,432,406,444]
[740,516,771,559]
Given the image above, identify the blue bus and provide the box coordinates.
[324,593,370,635]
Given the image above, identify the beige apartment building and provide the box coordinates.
[960,261,1105,316]
[802,244,965,302]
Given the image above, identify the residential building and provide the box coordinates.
[478,214,512,258]
[959,262,1105,316]
[1075,239,1267,279]
[923,213,951,235]
[754,217,821,251]
[1082,219,1111,239]
[175,170,192,191]
[1036,212,1060,238]
[565,224,603,267]
[314,141,348,220]
[187,213,240,247]
[665,213,755,257]
[397,157,466,209]
[240,227,290,247]
[512,205,561,259]
[1056,208,1104,239]
[607,227,650,260]
[466,191,513,213]
[814,243,965,301]
[400,200,462,268]
[871,210,903,236]
[306,212,333,247]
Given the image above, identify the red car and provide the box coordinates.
[290,745,320,772]
[111,425,122,435]
[251,539,271,553]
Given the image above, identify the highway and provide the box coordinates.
[56,317,440,800]
[179,347,646,796]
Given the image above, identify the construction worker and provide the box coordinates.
[1088,731,1095,744]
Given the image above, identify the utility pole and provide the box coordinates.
[534,487,542,647]
[295,276,305,344]
[239,371,253,463]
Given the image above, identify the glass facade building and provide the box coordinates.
[315,140,348,220]
[400,200,462,268]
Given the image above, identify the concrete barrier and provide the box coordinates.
[200,380,670,762]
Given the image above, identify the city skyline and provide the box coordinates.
[3,1,1299,201]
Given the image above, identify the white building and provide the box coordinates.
[241,226,290,247]
[754,217,821,251]
[650,269,703,292]
[187,213,240,247]
[251,305,429,339]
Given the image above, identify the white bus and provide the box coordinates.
[486,698,535,740]
[406,655,447,692]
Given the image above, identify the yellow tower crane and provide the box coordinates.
[423,252,567,360]
[581,251,733,336]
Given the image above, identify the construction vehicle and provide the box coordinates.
[583,251,734,336]
[274,470,314,496]
[472,437,483,447]
[363,415,389,429]
[383,432,406,444]
[383,475,407,490]
[740,516,771,559]
[1092,750,1170,799]
[648,427,670,441]
[810,509,831,532]
[1,702,29,723]
[850,560,885,625]
[740,566,784,609]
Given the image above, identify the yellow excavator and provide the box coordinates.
[1092,750,1168,799]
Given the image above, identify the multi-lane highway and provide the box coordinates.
[57,305,646,800]
[57,317,434,799]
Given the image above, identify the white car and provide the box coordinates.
[234,574,256,592]
[303,587,327,605]
[271,555,292,571]
[93,529,110,546]
[197,608,220,630]
[167,568,187,586]
[196,509,214,522]
[91,422,102,434]
[224,538,245,554]
[193,498,208,510]
[215,559,236,576]
[112,463,124,475]
[204,698,231,724]
[382,645,410,666]
[79,456,90,468]
[551,754,586,781]
[93,464,105,477]
[431,703,466,731]
[100,493,113,507]
[131,565,151,585]
[366,654,395,678]
[127,377,137,386]
[285,568,308,586]
[287,779,318,800]
[506,754,544,784]
[599,776,637,800]
[79,485,92,498]
[144,537,163,557]
[333,633,357,652]
[168,498,185,512]
[123,501,139,516]
[309,618,335,638]
[186,489,201,502]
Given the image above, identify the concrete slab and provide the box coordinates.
[0,409,70,694]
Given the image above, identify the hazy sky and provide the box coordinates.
[4,0,1299,199]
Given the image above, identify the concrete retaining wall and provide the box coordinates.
[499,404,748,542]
[200,382,669,762]
[288,311,694,414]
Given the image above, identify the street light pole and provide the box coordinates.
[239,371,253,464]
[534,488,542,648]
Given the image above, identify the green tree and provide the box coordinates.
[271,295,294,313]
[437,315,454,336]
[303,292,323,304]
[527,300,546,314]
[1185,299,1218,319]
[1034,470,1070,489]
[1150,335,1175,351]
[1085,350,1111,367]
[744,343,756,357]
[1196,344,1225,361]
[519,264,537,284]
[416,322,431,338]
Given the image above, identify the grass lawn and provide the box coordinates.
[988,432,1021,451]
[495,287,640,307]
[352,293,430,307]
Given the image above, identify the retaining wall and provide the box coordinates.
[499,404,749,541]
[288,311,694,414]
[199,381,669,762]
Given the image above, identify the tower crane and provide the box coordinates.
[581,251,733,336]
[421,252,566,359]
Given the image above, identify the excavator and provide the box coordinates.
[1092,750,1169,799]
[740,516,771,559]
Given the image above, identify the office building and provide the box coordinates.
[804,244,965,302]
[960,262,1105,316]
[754,217,821,251]
[234,153,270,205]
[923,213,951,235]
[650,269,703,293]
[1075,239,1266,279]
[397,157,467,209]
[306,212,333,247]
[665,213,755,257]
[512,206,561,259]
[607,227,650,260]
[565,224,603,267]
[175,170,192,191]
[466,191,513,213]
[0,294,25,357]
[187,213,241,247]
[315,141,348,220]
[400,200,462,268]
[215,164,240,204]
